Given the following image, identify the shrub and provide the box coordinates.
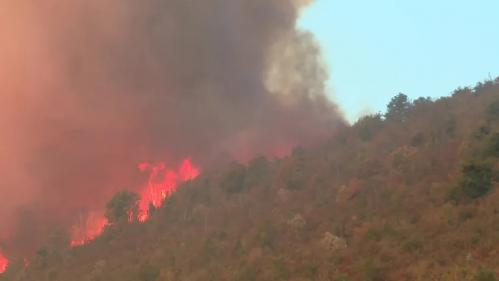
[221,163,247,193]
[452,87,473,97]
[285,172,305,190]
[238,265,258,281]
[402,239,423,253]
[48,270,59,281]
[336,274,350,281]
[355,114,384,141]
[411,132,425,147]
[282,157,306,190]
[257,225,276,249]
[202,237,219,261]
[474,126,491,140]
[364,228,382,242]
[460,161,493,199]
[450,161,493,201]
[486,132,499,157]
[272,258,290,280]
[245,156,270,188]
[138,263,160,281]
[306,263,318,279]
[475,269,497,281]
[363,258,385,281]
[364,224,399,242]
[488,100,499,119]
[445,117,458,137]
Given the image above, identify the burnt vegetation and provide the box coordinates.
[2,79,499,280]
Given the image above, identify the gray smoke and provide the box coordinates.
[0,0,344,257]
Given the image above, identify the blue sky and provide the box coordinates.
[298,0,499,122]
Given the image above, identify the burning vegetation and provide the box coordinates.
[1,0,497,279]
[1,79,498,280]
[137,159,200,222]
[68,158,200,247]
[0,252,7,274]
[0,0,344,262]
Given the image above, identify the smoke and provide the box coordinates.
[0,0,344,257]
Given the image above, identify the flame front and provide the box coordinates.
[70,214,108,247]
[138,158,200,221]
[69,158,200,246]
[0,249,8,273]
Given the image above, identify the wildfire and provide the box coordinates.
[69,158,200,246]
[137,158,200,221]
[0,249,8,273]
[70,213,108,247]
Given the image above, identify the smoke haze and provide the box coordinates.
[0,0,344,257]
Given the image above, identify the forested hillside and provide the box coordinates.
[2,78,499,281]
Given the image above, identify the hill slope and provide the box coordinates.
[2,78,499,281]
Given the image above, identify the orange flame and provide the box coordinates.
[137,158,200,221]
[0,249,8,273]
[69,158,200,246]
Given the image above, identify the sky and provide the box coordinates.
[299,0,499,122]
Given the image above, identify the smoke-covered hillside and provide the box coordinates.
[0,0,343,257]
[2,79,499,281]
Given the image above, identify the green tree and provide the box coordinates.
[245,156,270,188]
[486,132,499,157]
[355,113,384,141]
[461,161,493,198]
[385,93,411,122]
[452,87,473,97]
[487,100,499,120]
[452,161,493,200]
[221,163,247,193]
[280,146,307,190]
[413,96,432,106]
[105,190,140,224]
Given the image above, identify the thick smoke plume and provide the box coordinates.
[0,0,344,257]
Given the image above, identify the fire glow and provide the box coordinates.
[69,158,200,246]
[0,250,8,274]
[138,158,200,221]
[70,214,108,247]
